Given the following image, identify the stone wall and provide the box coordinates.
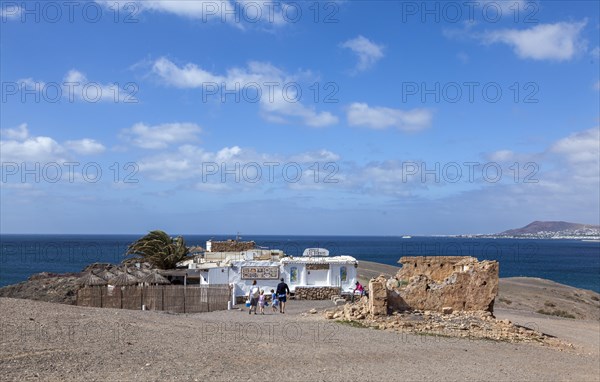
[389,256,499,313]
[397,256,479,282]
[294,287,341,300]
[210,240,255,252]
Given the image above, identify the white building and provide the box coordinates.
[182,247,358,300]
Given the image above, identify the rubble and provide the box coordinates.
[324,298,569,347]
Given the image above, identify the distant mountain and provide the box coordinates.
[498,221,600,237]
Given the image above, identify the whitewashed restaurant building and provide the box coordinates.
[178,244,359,301]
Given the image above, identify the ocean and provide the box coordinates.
[1,235,599,292]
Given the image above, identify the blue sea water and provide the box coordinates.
[0,235,599,292]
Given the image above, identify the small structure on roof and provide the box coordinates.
[206,239,255,252]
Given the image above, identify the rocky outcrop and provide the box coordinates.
[295,287,341,300]
[389,256,499,313]
[0,272,81,305]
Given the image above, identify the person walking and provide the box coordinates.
[276,278,290,314]
[270,289,278,313]
[258,290,266,315]
[248,280,260,315]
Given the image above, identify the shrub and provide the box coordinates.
[536,309,576,319]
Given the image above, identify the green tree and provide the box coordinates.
[125,230,189,269]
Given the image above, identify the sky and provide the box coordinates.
[0,0,599,235]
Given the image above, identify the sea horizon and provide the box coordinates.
[2,234,598,293]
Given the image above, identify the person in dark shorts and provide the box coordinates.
[276,278,290,313]
[248,280,259,315]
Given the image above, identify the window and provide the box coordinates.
[290,267,298,284]
[340,266,347,282]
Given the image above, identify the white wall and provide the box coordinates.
[281,262,357,292]
[201,259,359,298]
[230,261,283,299]
[208,267,229,284]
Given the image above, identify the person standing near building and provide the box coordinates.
[276,278,290,314]
[248,280,260,315]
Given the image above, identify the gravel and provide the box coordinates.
[1,297,598,382]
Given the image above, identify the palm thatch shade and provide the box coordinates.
[108,272,139,286]
[98,269,116,281]
[78,272,108,286]
[142,272,171,285]
[129,268,150,279]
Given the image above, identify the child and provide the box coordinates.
[258,290,266,315]
[270,289,279,312]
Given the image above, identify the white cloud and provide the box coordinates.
[341,35,385,72]
[1,123,29,140]
[14,70,136,103]
[289,150,340,163]
[1,4,22,20]
[138,144,247,182]
[483,21,587,61]
[151,58,338,127]
[96,0,289,28]
[64,139,106,155]
[120,122,202,149]
[136,143,346,187]
[594,80,600,91]
[0,131,65,163]
[152,57,224,88]
[140,0,234,19]
[346,103,432,132]
[0,124,107,163]
[550,127,600,164]
[487,150,515,162]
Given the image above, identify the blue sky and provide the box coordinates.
[1,0,599,235]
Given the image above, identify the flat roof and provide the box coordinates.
[281,256,358,264]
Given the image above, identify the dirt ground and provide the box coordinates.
[0,261,598,381]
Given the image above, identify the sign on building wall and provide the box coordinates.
[241,266,280,280]
[306,264,330,271]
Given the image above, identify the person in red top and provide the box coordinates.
[352,281,364,302]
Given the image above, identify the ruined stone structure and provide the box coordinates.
[384,256,499,313]
[294,286,341,300]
